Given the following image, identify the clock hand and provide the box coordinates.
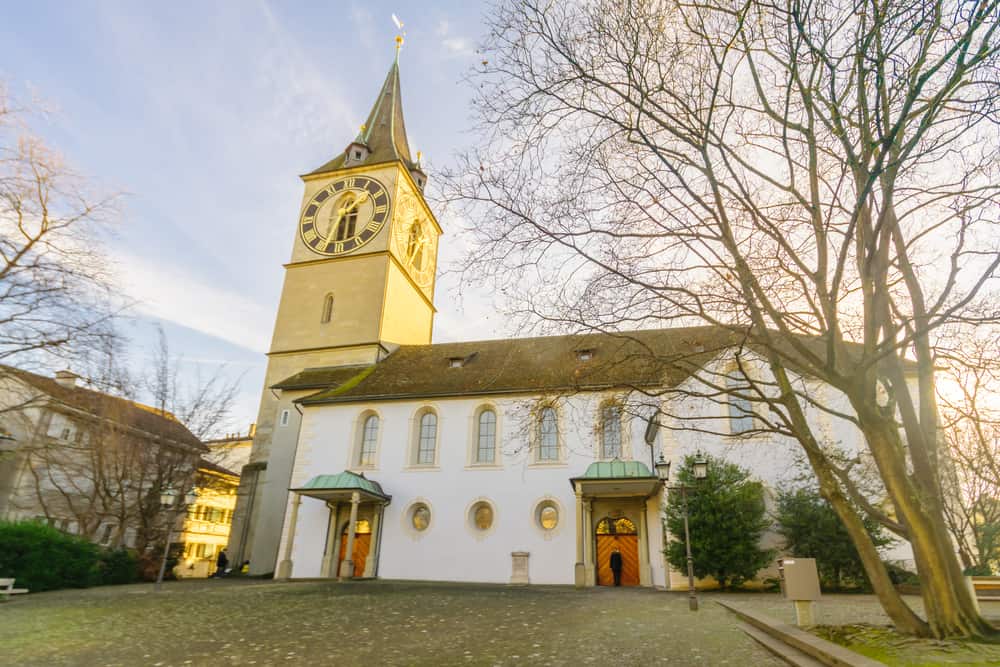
[325,192,369,250]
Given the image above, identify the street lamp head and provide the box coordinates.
[692,454,709,480]
[159,487,178,508]
[654,453,671,482]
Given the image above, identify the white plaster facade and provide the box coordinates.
[275,356,913,587]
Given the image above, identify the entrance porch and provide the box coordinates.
[276,471,390,580]
[570,459,663,588]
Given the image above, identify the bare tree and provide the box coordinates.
[0,83,121,367]
[145,325,242,441]
[938,330,1000,574]
[446,0,999,637]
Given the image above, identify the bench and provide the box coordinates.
[0,578,29,601]
[972,576,1000,601]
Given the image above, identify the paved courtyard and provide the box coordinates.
[2,579,998,666]
[1,579,787,667]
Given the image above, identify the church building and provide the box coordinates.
[227,47,883,588]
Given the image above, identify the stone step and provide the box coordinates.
[739,622,827,667]
[717,600,886,667]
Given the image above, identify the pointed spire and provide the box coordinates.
[306,51,415,177]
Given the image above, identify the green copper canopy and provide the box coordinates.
[580,459,655,479]
[294,470,388,500]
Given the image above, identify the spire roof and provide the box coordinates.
[306,55,415,177]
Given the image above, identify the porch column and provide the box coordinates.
[574,485,585,587]
[276,492,301,579]
[320,502,340,578]
[638,500,651,586]
[583,498,595,586]
[363,504,381,577]
[338,491,361,579]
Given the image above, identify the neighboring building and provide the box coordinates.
[176,460,239,578]
[230,46,911,585]
[204,425,254,473]
[0,365,205,551]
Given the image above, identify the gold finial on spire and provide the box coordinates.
[416,150,423,164]
[392,14,405,51]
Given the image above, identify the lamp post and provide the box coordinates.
[154,486,198,592]
[656,452,708,611]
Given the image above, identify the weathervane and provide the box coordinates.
[392,13,406,50]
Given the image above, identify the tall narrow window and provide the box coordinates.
[538,407,559,461]
[476,409,497,463]
[601,404,622,459]
[333,195,358,240]
[321,293,334,323]
[416,412,437,464]
[727,371,754,434]
[359,414,379,466]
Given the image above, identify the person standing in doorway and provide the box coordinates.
[610,547,623,586]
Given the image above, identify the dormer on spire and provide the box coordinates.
[307,53,418,178]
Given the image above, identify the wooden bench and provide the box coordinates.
[972,576,1000,601]
[0,578,29,601]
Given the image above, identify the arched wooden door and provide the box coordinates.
[337,519,372,578]
[596,517,639,586]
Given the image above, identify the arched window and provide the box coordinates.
[416,411,437,465]
[476,409,497,464]
[538,407,559,461]
[727,369,754,434]
[333,195,358,240]
[321,293,334,323]
[358,414,379,466]
[600,404,622,459]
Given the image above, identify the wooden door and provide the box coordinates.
[596,534,639,586]
[337,525,371,578]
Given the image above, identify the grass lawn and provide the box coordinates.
[0,579,785,666]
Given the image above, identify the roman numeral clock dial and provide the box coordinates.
[299,175,390,256]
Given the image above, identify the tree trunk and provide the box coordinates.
[861,421,994,638]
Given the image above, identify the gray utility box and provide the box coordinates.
[778,557,821,601]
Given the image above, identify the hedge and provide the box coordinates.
[0,520,139,592]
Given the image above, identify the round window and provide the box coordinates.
[473,503,493,531]
[538,503,559,530]
[411,504,431,531]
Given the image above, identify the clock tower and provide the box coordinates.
[229,49,441,574]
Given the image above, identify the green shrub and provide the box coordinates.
[775,488,893,591]
[0,520,100,591]
[96,548,139,585]
[663,455,774,589]
[0,520,140,591]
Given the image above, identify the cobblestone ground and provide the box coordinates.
[0,579,786,667]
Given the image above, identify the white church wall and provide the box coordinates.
[279,351,915,584]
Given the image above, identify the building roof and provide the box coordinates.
[579,459,655,479]
[293,471,388,500]
[294,327,733,405]
[306,56,414,177]
[197,459,240,478]
[0,365,204,450]
[287,326,907,407]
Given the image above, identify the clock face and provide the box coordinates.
[392,193,437,290]
[299,175,390,256]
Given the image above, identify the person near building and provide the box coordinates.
[610,548,623,586]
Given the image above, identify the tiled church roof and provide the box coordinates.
[291,327,739,405]
[285,326,911,406]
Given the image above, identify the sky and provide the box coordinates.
[0,0,501,431]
